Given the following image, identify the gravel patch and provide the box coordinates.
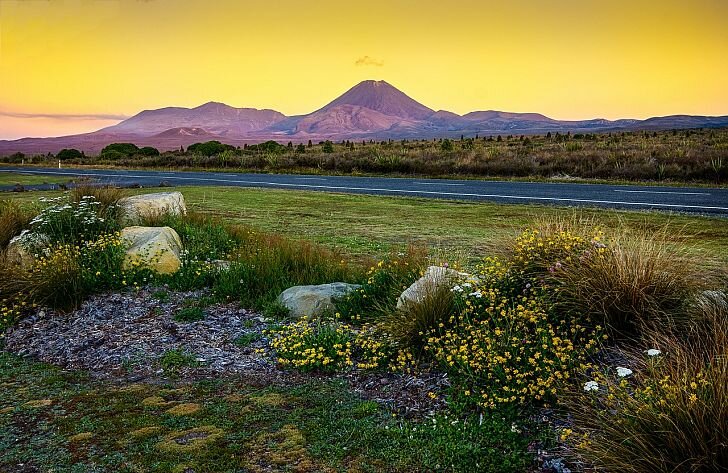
[4,288,272,381]
[3,288,449,417]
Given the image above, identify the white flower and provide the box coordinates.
[616,366,633,377]
[646,349,661,357]
[451,285,463,293]
[468,290,482,298]
[583,381,599,392]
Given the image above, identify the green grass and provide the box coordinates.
[4,185,727,267]
[175,186,728,275]
[0,171,70,186]
[0,351,536,472]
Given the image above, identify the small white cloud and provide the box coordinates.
[355,55,384,67]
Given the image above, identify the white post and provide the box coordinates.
[58,159,61,169]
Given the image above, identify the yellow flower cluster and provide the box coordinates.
[425,287,599,408]
[267,319,354,372]
[0,295,36,332]
[354,324,395,370]
[510,228,604,277]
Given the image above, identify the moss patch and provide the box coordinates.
[23,399,52,408]
[156,425,224,453]
[68,432,94,442]
[165,403,200,416]
[141,396,174,408]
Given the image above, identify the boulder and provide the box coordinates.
[5,234,35,269]
[121,226,182,274]
[117,192,186,224]
[397,266,471,308]
[5,230,47,269]
[277,282,361,318]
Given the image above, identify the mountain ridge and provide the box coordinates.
[2,80,727,154]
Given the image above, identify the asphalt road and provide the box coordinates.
[1,166,727,216]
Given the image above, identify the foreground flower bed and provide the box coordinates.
[1,190,726,472]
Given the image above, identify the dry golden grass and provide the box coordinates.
[565,292,728,472]
[548,222,707,340]
[0,200,35,249]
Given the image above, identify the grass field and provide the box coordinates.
[4,185,728,268]
[0,171,70,186]
[2,352,528,473]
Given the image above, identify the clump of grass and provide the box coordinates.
[379,283,457,352]
[214,230,362,309]
[71,185,126,210]
[0,232,126,313]
[173,306,204,323]
[550,227,703,340]
[564,293,728,472]
[0,200,35,249]
[233,332,261,347]
[158,349,198,370]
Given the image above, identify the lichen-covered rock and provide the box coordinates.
[277,282,361,318]
[397,266,471,308]
[121,226,182,274]
[5,230,47,269]
[117,192,186,224]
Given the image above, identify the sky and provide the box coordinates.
[0,0,727,139]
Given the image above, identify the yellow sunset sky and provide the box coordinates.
[0,0,727,139]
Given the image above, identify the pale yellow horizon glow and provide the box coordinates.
[1,0,727,139]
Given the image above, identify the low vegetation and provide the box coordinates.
[0,186,726,471]
[4,127,728,183]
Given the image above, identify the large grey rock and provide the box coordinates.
[397,266,471,308]
[117,192,186,224]
[277,282,361,318]
[121,226,183,275]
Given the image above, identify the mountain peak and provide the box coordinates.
[321,79,434,120]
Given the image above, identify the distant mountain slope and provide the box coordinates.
[1,80,727,154]
[102,102,286,136]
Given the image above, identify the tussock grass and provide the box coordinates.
[0,200,35,249]
[565,292,728,472]
[379,284,457,352]
[550,225,705,340]
[70,185,126,210]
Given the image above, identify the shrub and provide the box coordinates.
[0,200,35,249]
[101,143,140,157]
[424,279,602,410]
[56,148,83,160]
[564,297,728,472]
[187,141,234,157]
[138,146,160,156]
